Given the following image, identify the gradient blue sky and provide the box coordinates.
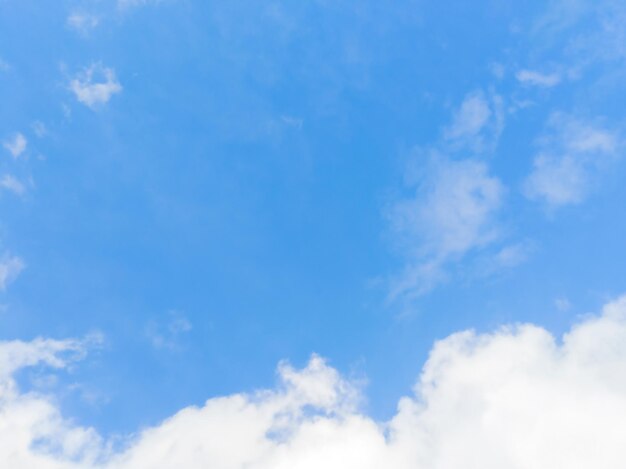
[2,0,626,444]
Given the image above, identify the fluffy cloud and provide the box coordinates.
[0,255,25,290]
[4,296,626,467]
[70,64,122,109]
[524,113,619,207]
[0,338,102,469]
[3,132,27,158]
[389,155,504,298]
[516,69,561,87]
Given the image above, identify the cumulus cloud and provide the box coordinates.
[0,255,25,290]
[0,337,102,468]
[523,113,619,208]
[4,296,626,467]
[389,155,504,298]
[0,174,26,196]
[516,69,561,87]
[70,64,122,109]
[3,132,27,158]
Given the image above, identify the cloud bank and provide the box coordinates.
[3,296,626,467]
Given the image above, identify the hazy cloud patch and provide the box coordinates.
[524,113,620,208]
[0,175,26,196]
[67,12,100,35]
[70,63,122,109]
[389,155,504,299]
[443,90,505,153]
[3,132,27,158]
[0,255,25,290]
[516,69,561,87]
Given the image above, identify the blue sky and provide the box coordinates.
[2,0,626,466]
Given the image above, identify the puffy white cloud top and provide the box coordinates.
[4,296,626,468]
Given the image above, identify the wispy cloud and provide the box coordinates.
[533,0,626,73]
[0,175,26,196]
[523,113,620,208]
[474,241,534,278]
[384,87,521,301]
[555,296,571,311]
[443,90,505,152]
[389,155,504,299]
[145,310,192,350]
[31,121,47,138]
[67,12,100,35]
[3,133,27,158]
[70,63,122,109]
[3,296,626,466]
[0,255,25,290]
[516,69,561,87]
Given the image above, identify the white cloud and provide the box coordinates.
[0,337,88,381]
[67,12,99,34]
[389,156,504,298]
[0,255,25,290]
[3,132,27,158]
[0,337,102,468]
[0,174,26,196]
[0,57,9,72]
[4,296,626,467]
[516,69,561,87]
[443,90,505,152]
[524,113,619,208]
[70,64,122,109]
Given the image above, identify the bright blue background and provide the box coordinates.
[2,0,626,436]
